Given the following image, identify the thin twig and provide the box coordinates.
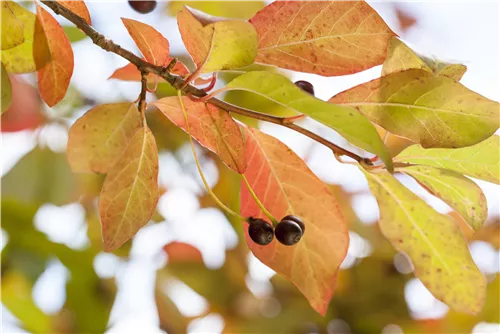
[41,0,371,165]
[138,70,148,122]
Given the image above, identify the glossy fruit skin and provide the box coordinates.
[281,215,305,234]
[248,218,274,245]
[128,1,157,14]
[275,219,303,246]
[294,80,315,96]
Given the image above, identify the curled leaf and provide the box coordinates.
[240,127,348,315]
[153,96,246,173]
[67,103,142,174]
[330,69,499,148]
[395,135,500,185]
[250,1,396,76]
[99,126,159,251]
[362,168,486,314]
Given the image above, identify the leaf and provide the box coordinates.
[167,1,265,19]
[0,1,50,73]
[177,7,258,73]
[383,37,466,80]
[67,103,142,174]
[163,242,203,263]
[108,60,189,81]
[249,1,396,76]
[224,71,393,170]
[395,135,500,184]
[153,96,246,173]
[35,4,74,107]
[57,1,91,25]
[330,69,499,148]
[1,75,44,132]
[240,127,349,315]
[121,18,170,66]
[1,64,12,113]
[1,2,25,50]
[99,126,159,251]
[398,165,487,231]
[361,168,486,314]
[63,25,87,43]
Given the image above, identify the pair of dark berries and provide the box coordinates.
[248,215,305,246]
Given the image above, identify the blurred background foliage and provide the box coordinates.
[1,1,499,333]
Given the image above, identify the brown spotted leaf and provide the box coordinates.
[240,127,348,315]
[362,168,486,314]
[249,1,396,76]
[398,165,487,231]
[153,96,246,173]
[57,1,91,25]
[330,69,499,148]
[36,4,74,107]
[99,126,159,251]
[395,135,500,185]
[67,103,142,174]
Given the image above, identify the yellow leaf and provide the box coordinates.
[99,126,159,251]
[362,168,486,314]
[0,1,50,73]
[1,2,24,50]
[1,63,12,113]
[395,135,500,185]
[168,1,264,19]
[330,69,499,148]
[398,165,487,231]
[383,37,467,80]
[67,103,142,174]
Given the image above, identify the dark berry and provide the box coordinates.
[294,80,314,96]
[281,215,305,234]
[275,219,303,246]
[248,218,274,245]
[128,1,157,14]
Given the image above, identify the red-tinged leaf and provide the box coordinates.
[177,7,214,68]
[153,96,246,173]
[163,242,203,263]
[99,126,159,251]
[35,4,74,107]
[57,1,91,25]
[108,60,189,82]
[1,75,45,132]
[121,18,170,66]
[249,1,396,76]
[67,103,142,174]
[240,127,349,315]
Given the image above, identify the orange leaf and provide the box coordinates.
[240,127,349,315]
[108,60,189,81]
[163,242,203,263]
[122,18,170,66]
[153,96,246,173]
[250,1,396,76]
[67,103,142,174]
[99,126,159,251]
[57,1,91,25]
[35,4,74,107]
[177,7,213,68]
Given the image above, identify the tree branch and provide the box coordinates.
[41,0,372,165]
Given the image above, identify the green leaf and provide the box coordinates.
[1,63,12,113]
[361,168,486,314]
[330,69,499,148]
[1,2,25,50]
[67,103,142,174]
[383,37,467,80]
[2,148,76,205]
[395,135,500,184]
[62,25,87,43]
[398,165,487,231]
[0,1,50,73]
[224,71,393,170]
[99,126,159,251]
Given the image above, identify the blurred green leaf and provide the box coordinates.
[62,26,87,43]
